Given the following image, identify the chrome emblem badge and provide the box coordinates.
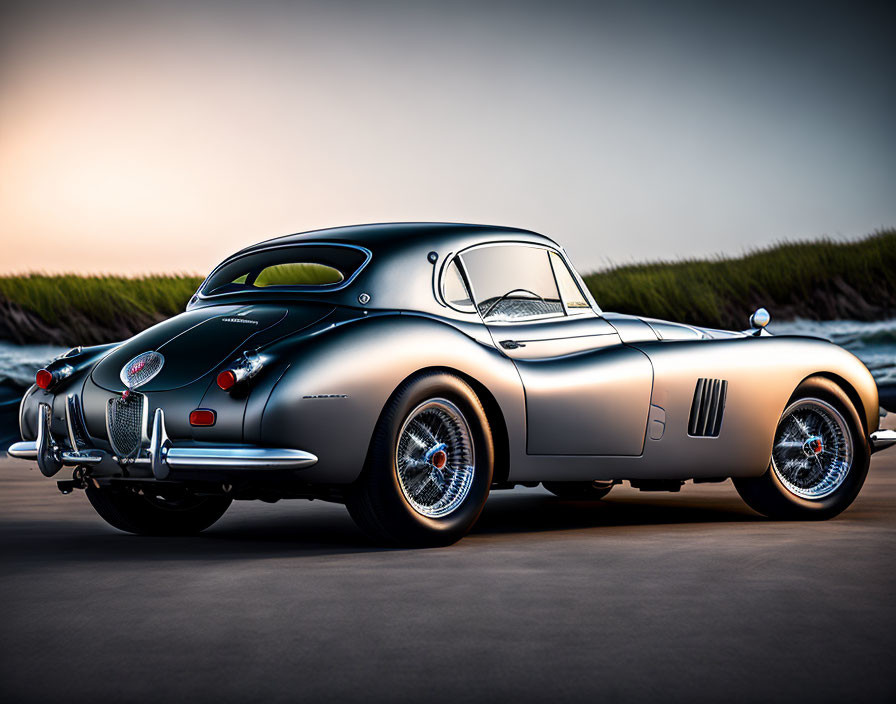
[120,351,164,390]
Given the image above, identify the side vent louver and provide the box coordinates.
[688,378,728,437]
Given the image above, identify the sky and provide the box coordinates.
[0,0,893,275]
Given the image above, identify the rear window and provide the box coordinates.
[202,245,369,296]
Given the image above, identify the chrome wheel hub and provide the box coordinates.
[771,398,852,499]
[802,435,824,458]
[396,399,475,518]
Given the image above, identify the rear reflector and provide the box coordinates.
[189,409,217,426]
[36,369,53,390]
[216,370,237,390]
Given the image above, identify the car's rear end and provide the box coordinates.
[9,240,377,496]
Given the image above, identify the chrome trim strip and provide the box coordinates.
[560,245,602,313]
[104,398,115,453]
[35,403,63,477]
[165,447,319,469]
[60,450,105,465]
[141,395,150,445]
[65,394,79,450]
[149,408,172,480]
[870,429,896,453]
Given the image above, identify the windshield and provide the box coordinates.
[460,244,564,322]
[201,245,369,296]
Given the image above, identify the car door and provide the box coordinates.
[456,243,653,456]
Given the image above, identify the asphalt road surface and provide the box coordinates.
[1,441,894,703]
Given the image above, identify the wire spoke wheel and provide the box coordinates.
[771,397,853,500]
[395,398,475,518]
[346,372,494,546]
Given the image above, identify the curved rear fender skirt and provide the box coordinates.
[258,314,525,484]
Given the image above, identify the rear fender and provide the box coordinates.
[258,314,524,484]
[18,343,119,441]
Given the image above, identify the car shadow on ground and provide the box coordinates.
[0,490,763,565]
[472,491,760,536]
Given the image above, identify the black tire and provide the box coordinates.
[85,486,232,536]
[543,481,614,500]
[734,376,870,520]
[345,372,494,547]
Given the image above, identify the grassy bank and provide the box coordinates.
[0,230,893,345]
[0,275,202,345]
[582,229,895,329]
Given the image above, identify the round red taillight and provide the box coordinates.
[216,370,237,390]
[36,369,53,390]
[189,409,217,427]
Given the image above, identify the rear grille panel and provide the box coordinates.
[688,378,728,437]
[106,393,146,458]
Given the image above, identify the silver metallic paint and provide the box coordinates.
[9,223,885,490]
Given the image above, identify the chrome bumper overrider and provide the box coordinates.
[7,403,318,479]
[870,429,896,454]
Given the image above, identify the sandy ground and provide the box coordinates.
[1,433,894,703]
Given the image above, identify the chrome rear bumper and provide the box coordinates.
[7,403,318,478]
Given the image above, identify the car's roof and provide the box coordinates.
[236,222,556,257]
[194,222,567,317]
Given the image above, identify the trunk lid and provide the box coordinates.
[91,303,333,392]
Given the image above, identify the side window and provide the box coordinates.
[549,252,590,312]
[460,245,564,322]
[441,259,475,312]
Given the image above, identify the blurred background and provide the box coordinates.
[1,0,894,435]
[2,5,895,703]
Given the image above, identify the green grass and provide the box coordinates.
[0,274,203,325]
[0,230,893,345]
[0,274,203,345]
[582,229,896,329]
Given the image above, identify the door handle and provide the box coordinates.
[499,340,526,350]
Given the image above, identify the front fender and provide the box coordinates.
[257,313,525,484]
[628,335,880,480]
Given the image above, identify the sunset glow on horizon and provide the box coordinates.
[1,0,893,275]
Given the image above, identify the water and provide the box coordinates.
[768,318,896,386]
[0,319,893,412]
[0,342,68,392]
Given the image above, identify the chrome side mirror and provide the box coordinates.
[749,307,770,333]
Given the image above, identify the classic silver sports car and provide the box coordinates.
[8,223,896,545]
